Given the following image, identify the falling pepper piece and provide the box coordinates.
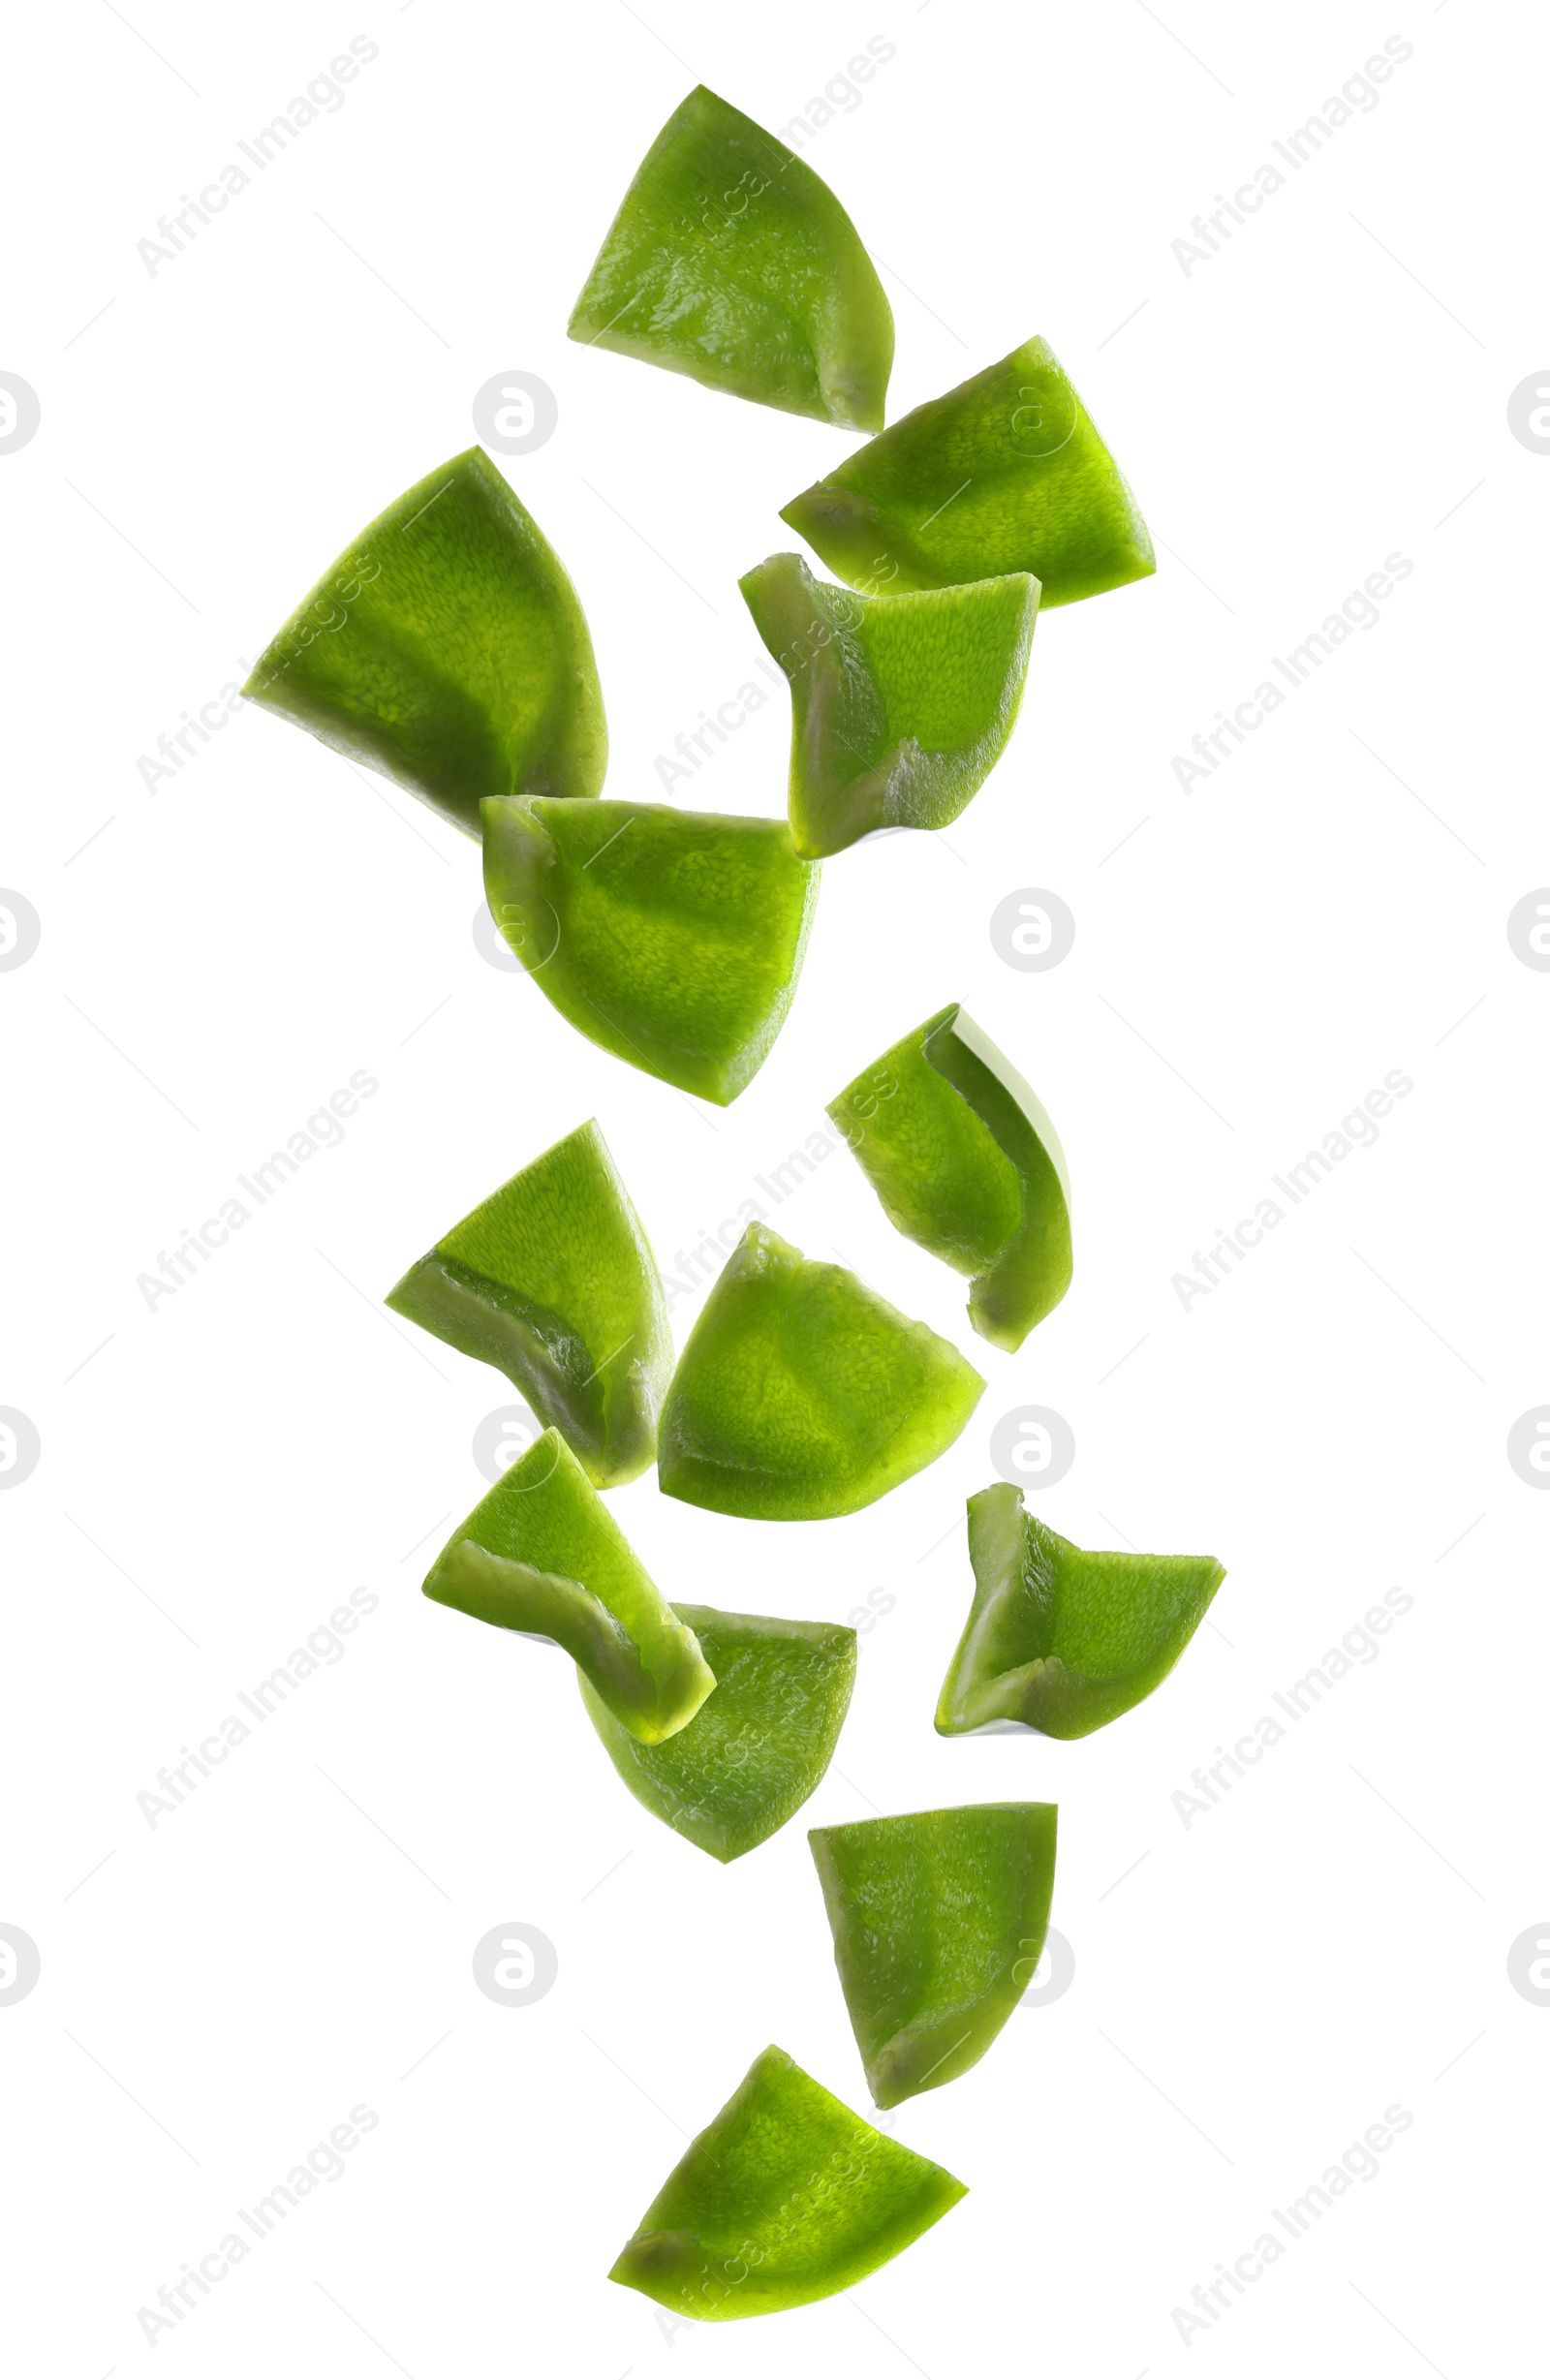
[422,1430,714,1745]
[936,1483,1224,1740]
[828,1003,1071,1352]
[609,2044,966,2320]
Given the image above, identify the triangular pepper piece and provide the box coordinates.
[580,1603,855,1861]
[384,1120,670,1488]
[609,2044,965,2320]
[828,1004,1071,1351]
[242,448,605,835]
[739,552,1038,857]
[781,337,1154,606]
[480,796,819,1104]
[937,1484,1224,1739]
[421,1430,713,1744]
[658,1223,984,1519]
[569,86,893,431]
[809,1802,1057,2108]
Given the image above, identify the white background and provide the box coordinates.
[3,1,1544,2372]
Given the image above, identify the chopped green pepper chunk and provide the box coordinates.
[569,86,893,431]
[937,1484,1224,1740]
[422,1430,713,1744]
[739,552,1038,857]
[810,1802,1057,2108]
[828,1004,1071,1352]
[385,1119,669,1488]
[481,796,819,1105]
[580,1603,855,1861]
[242,448,605,836]
[781,337,1154,607]
[658,1222,984,1520]
[609,2044,965,2320]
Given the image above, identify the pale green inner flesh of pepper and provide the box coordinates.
[937,1483,1224,1739]
[657,1221,984,1520]
[580,1603,856,1861]
[385,1118,670,1489]
[810,1801,1057,2107]
[481,795,820,1106]
[609,2043,966,2320]
[781,336,1154,606]
[829,1003,1071,1352]
[569,84,894,431]
[242,448,606,836]
[422,1430,714,1744]
[739,552,1039,857]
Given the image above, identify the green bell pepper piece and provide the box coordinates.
[936,1483,1224,1740]
[739,552,1039,858]
[828,1003,1071,1352]
[580,1603,855,1862]
[609,2044,965,2321]
[569,86,893,432]
[781,337,1154,607]
[242,448,606,836]
[809,1802,1057,2108]
[384,1119,669,1488]
[421,1430,713,1744]
[657,1223,984,1520]
[480,795,819,1105]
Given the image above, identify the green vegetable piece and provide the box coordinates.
[384,1119,669,1488]
[242,448,606,837]
[422,1430,713,1744]
[810,1802,1057,2107]
[569,86,893,432]
[658,1223,984,1520]
[609,2044,965,2321]
[936,1485,1225,1740]
[480,795,819,1105]
[781,337,1154,608]
[828,1004,1071,1352]
[739,552,1038,857]
[580,1603,855,1861]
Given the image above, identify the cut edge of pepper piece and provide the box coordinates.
[608,2044,967,2320]
[935,1482,1225,1740]
[422,1429,714,1744]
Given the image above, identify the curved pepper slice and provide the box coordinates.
[828,1004,1071,1352]
[421,1430,713,1744]
[657,1223,984,1520]
[609,2044,965,2321]
[481,796,818,1105]
[242,448,606,836]
[809,1802,1057,2109]
[739,552,1038,857]
[385,1119,669,1488]
[781,337,1154,607]
[569,86,893,432]
[580,1603,855,1861]
[936,1483,1224,1740]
